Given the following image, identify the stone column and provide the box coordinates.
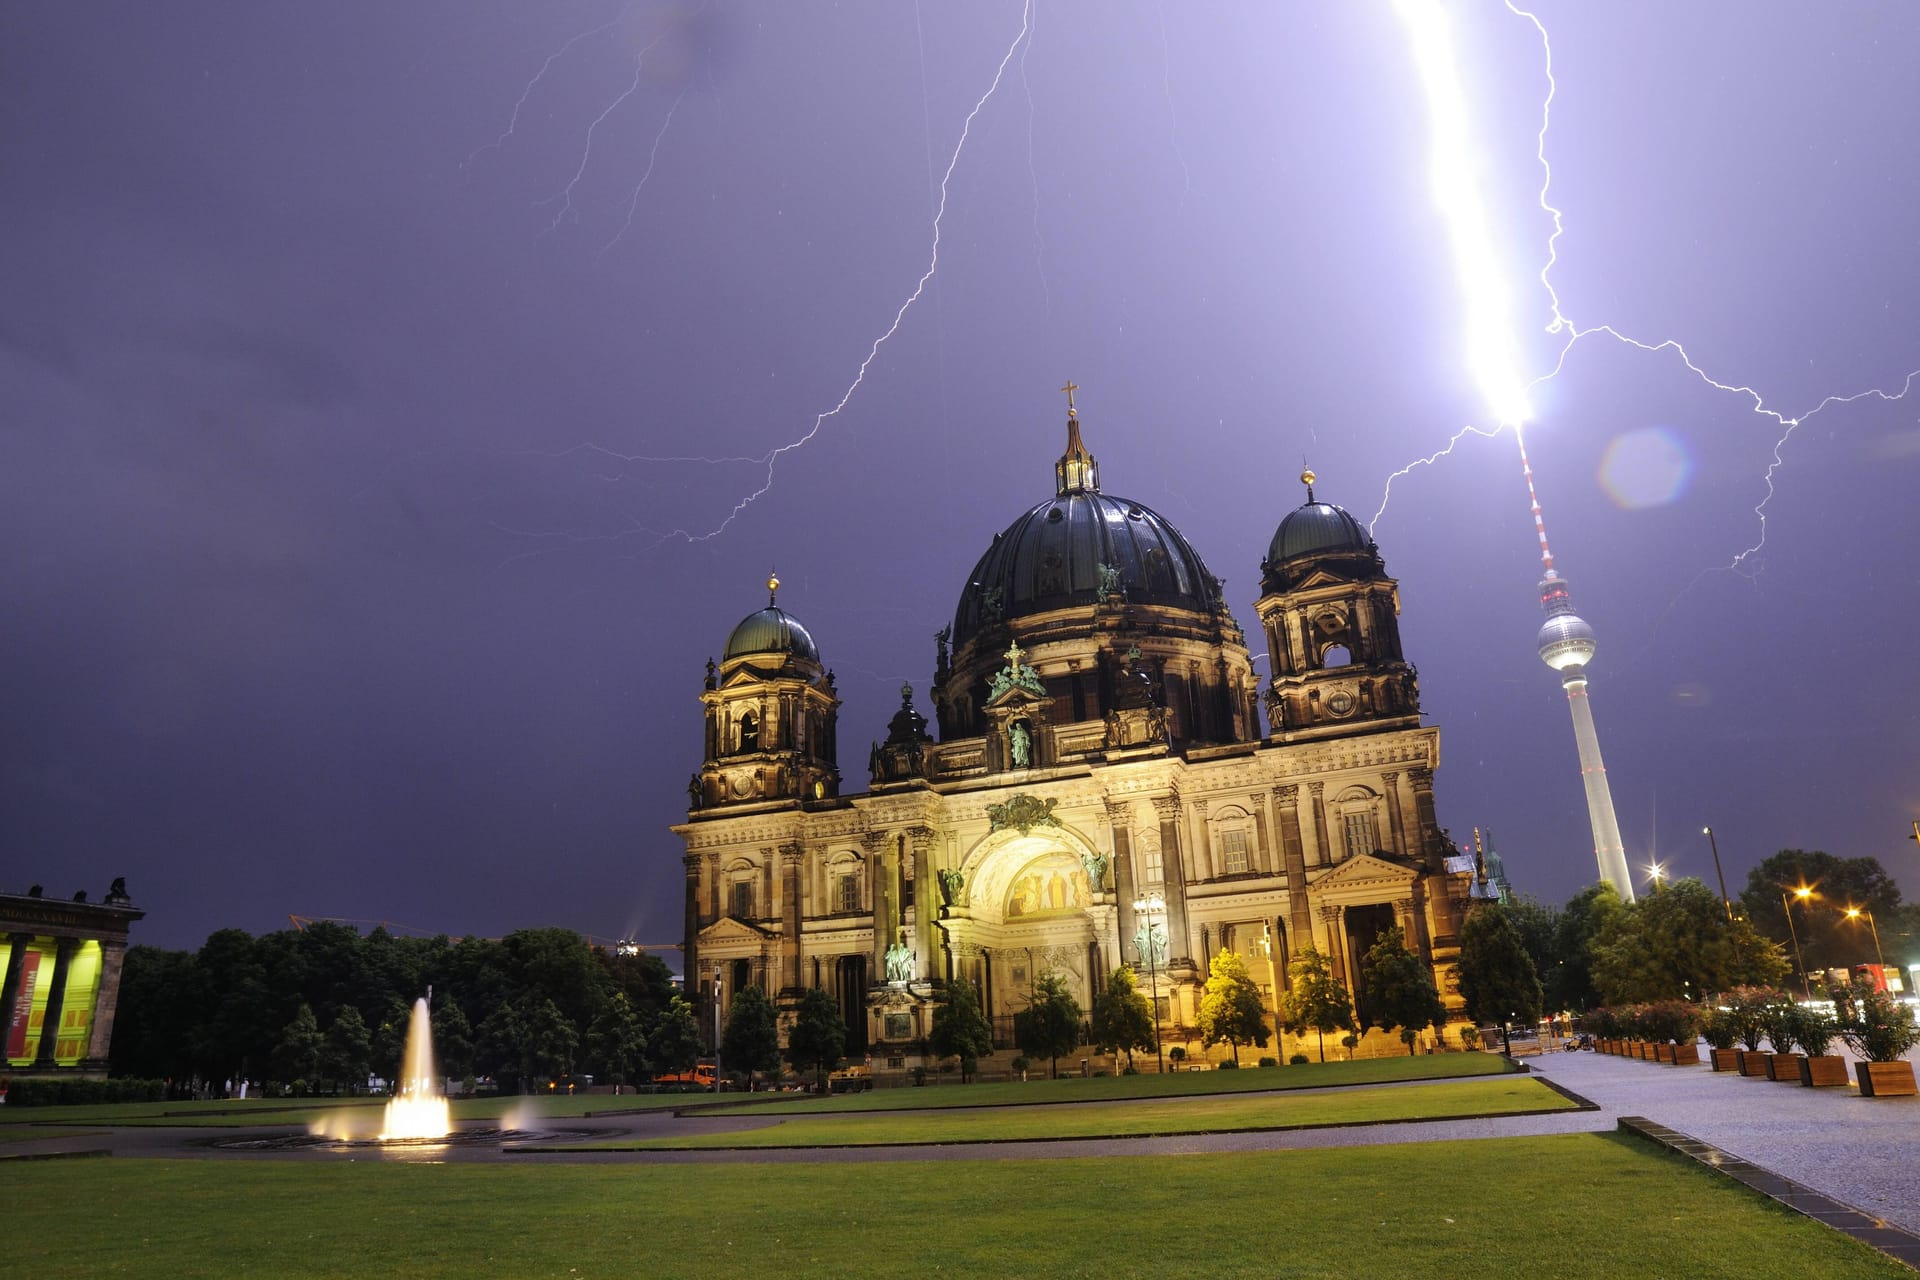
[864,831,891,981]
[1,933,29,1057]
[1394,895,1430,957]
[1308,781,1332,866]
[1107,801,1137,944]
[1382,770,1407,858]
[1191,799,1213,880]
[1409,767,1440,866]
[1251,798,1273,875]
[33,937,78,1067]
[1273,786,1314,942]
[1318,904,1352,996]
[781,844,805,993]
[909,827,937,980]
[705,852,721,921]
[1153,793,1193,964]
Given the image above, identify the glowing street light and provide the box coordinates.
[1645,860,1666,890]
[1701,826,1734,921]
[1782,887,1813,999]
[1844,906,1886,970]
[1132,892,1168,1074]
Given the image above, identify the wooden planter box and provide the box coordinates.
[1709,1047,1741,1072]
[1655,1043,1676,1064]
[1638,1042,1657,1061]
[1855,1060,1919,1097]
[1800,1055,1848,1088]
[1738,1050,1772,1077]
[1671,1042,1700,1066]
[1766,1052,1804,1081]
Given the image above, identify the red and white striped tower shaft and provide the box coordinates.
[1519,430,1634,903]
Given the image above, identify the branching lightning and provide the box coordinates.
[596,86,687,261]
[1376,1,1920,582]
[537,24,677,235]
[463,7,634,174]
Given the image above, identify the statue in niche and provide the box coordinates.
[687,774,704,810]
[938,867,967,908]
[1095,561,1123,603]
[1079,851,1109,890]
[884,931,914,984]
[1009,720,1032,768]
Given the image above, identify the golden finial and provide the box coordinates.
[1300,467,1316,503]
[767,569,780,605]
[1060,380,1079,417]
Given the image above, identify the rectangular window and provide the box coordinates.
[730,880,754,919]
[1343,812,1375,860]
[1221,828,1251,875]
[836,874,860,913]
[885,1013,912,1041]
[1143,847,1165,885]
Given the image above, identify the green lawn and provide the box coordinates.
[573,1076,1572,1149]
[719,1052,1514,1114]
[4,1133,1905,1279]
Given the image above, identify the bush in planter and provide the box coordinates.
[1640,1001,1700,1047]
[1756,998,1801,1054]
[1722,987,1781,1053]
[1788,1004,1849,1087]
[1582,1007,1619,1042]
[1700,1007,1739,1051]
[1833,980,1920,1097]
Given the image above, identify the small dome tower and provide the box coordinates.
[690,573,840,813]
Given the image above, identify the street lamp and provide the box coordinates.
[712,975,725,1092]
[1845,906,1886,970]
[1701,826,1733,921]
[1253,923,1287,1067]
[1645,860,1666,891]
[1132,892,1167,1074]
[1782,887,1813,999]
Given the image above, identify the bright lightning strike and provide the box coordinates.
[537,23,678,235]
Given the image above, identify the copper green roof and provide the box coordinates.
[724,606,820,662]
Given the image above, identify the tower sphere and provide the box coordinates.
[1537,612,1595,672]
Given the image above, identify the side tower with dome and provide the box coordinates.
[672,400,1471,1073]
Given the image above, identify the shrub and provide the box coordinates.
[1835,980,1920,1063]
[1168,1046,1186,1064]
[1699,1008,1740,1051]
[1788,1004,1837,1058]
[2,1076,168,1107]
[1258,1056,1278,1068]
[1722,988,1782,1053]
[1218,1059,1239,1070]
[1582,1007,1620,1040]
[1639,1001,1702,1046]
[1756,998,1800,1053]
[1457,1025,1480,1049]
[1289,1053,1310,1065]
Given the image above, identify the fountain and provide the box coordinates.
[378,996,451,1140]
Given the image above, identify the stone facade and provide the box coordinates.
[674,415,1469,1065]
[1,880,145,1078]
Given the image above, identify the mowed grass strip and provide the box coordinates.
[590,1076,1572,1148]
[716,1051,1514,1114]
[4,1133,1907,1280]
[0,1091,696,1129]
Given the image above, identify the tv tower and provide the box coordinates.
[1520,433,1635,903]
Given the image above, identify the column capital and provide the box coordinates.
[1150,793,1183,821]
[779,843,805,865]
[1272,784,1299,804]
[1103,799,1133,825]
[1408,766,1434,790]
[1307,781,1325,799]
[1381,770,1399,786]
[1394,897,1416,915]
[907,825,938,854]
[1318,904,1344,924]
[860,829,890,852]
[1192,799,1209,820]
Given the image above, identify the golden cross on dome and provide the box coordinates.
[1060,380,1079,417]
[1004,638,1026,672]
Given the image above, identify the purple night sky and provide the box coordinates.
[4,2,1917,954]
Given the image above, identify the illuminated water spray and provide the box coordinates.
[1389,0,1632,900]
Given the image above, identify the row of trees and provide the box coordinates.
[1451,848,1918,1032]
[111,922,699,1092]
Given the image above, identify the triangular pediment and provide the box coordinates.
[698,915,774,943]
[1312,851,1419,892]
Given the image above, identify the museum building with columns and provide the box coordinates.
[673,405,1472,1067]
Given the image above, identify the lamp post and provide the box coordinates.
[1132,892,1167,1074]
[1254,923,1287,1066]
[1845,906,1886,970]
[712,975,725,1092]
[1645,860,1666,892]
[1701,826,1733,921]
[1781,888,1812,999]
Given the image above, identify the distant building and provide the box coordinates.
[672,406,1473,1065]
[2,879,144,1078]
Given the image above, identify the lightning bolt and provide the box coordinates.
[1377,1,1920,582]
[537,22,678,235]
[462,6,634,174]
[596,86,688,261]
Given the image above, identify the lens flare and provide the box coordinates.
[1598,427,1692,509]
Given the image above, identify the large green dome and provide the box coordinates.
[724,605,820,663]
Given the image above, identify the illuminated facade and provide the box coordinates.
[674,409,1472,1067]
[1,880,144,1078]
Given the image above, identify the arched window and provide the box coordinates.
[738,711,759,753]
[1333,787,1381,860]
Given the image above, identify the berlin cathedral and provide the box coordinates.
[674,399,1476,1068]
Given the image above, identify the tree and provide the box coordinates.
[368,998,411,1085]
[431,998,475,1080]
[647,995,702,1076]
[1361,926,1447,1053]
[1089,967,1155,1071]
[320,1006,372,1093]
[1457,906,1543,1051]
[1282,945,1354,1064]
[720,986,781,1089]
[1590,878,1788,1003]
[929,978,995,1081]
[1551,883,1624,1011]
[785,987,847,1088]
[585,992,650,1086]
[1739,850,1902,975]
[1195,950,1270,1061]
[272,1002,324,1091]
[477,995,579,1090]
[1013,972,1082,1078]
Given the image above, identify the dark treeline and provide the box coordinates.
[110,923,700,1093]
